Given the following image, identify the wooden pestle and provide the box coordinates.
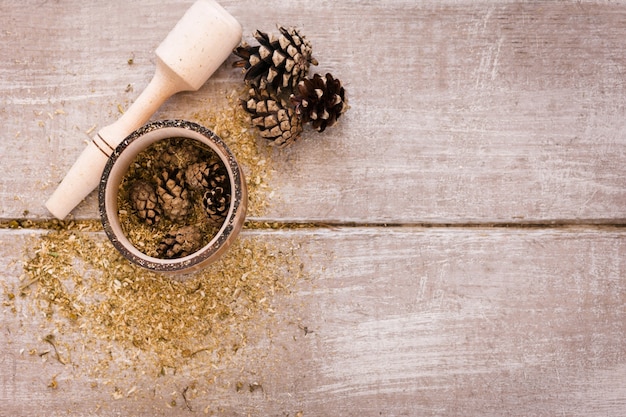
[45,0,242,219]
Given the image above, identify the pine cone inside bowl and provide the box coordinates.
[156,225,203,259]
[155,167,191,222]
[128,180,161,225]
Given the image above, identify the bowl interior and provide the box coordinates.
[100,121,246,273]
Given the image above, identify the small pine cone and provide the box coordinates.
[202,187,231,223]
[233,26,318,92]
[291,73,348,132]
[185,161,229,192]
[128,180,161,224]
[156,225,203,259]
[156,168,191,222]
[242,86,303,147]
[158,139,200,169]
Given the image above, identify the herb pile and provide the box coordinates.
[20,229,303,369]
[10,98,305,402]
[117,138,227,259]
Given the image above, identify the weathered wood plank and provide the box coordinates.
[2,227,626,416]
[3,4,626,416]
[2,1,626,223]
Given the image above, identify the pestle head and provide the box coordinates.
[156,0,242,91]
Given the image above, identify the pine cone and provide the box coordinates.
[158,139,200,169]
[233,26,318,92]
[128,180,161,225]
[156,225,203,259]
[291,73,348,132]
[155,168,191,222]
[242,86,303,147]
[202,187,231,223]
[185,161,229,192]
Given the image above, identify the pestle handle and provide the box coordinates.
[44,64,179,220]
[45,0,242,219]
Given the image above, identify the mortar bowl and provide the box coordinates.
[99,120,247,274]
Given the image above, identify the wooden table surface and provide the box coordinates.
[2,1,626,416]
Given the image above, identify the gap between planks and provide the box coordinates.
[1,218,626,232]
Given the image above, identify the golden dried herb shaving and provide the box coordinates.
[192,91,274,218]
[12,97,295,393]
[21,230,302,373]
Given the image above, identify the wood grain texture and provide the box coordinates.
[2,1,626,416]
[1,1,626,223]
[2,227,626,416]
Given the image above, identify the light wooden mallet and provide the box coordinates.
[45,0,242,219]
